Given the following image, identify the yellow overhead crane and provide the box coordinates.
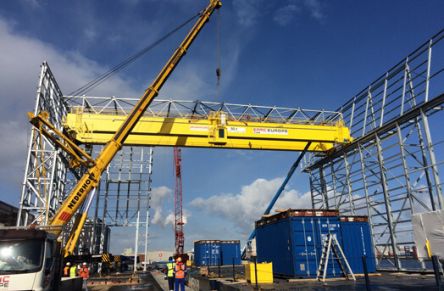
[26,0,352,258]
[64,109,351,152]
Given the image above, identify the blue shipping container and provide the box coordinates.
[256,209,344,278]
[339,216,376,274]
[194,240,241,266]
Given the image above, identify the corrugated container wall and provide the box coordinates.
[256,209,343,278]
[194,240,241,266]
[339,216,376,273]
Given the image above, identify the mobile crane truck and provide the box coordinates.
[0,1,222,290]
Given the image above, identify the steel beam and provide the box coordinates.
[306,93,444,171]
[375,134,401,270]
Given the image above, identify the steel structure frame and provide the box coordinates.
[92,146,151,227]
[17,62,154,256]
[19,29,444,270]
[17,62,70,227]
[64,96,344,125]
[305,29,444,271]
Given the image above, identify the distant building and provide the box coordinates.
[121,250,174,263]
[0,201,18,226]
[0,201,34,226]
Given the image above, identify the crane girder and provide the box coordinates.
[64,111,352,152]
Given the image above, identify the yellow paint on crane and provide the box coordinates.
[64,111,352,152]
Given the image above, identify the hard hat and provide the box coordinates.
[67,262,71,266]
[176,257,182,262]
[82,262,87,265]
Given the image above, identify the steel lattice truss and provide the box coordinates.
[305,29,444,271]
[93,146,152,227]
[65,96,343,126]
[17,63,70,226]
[17,63,154,255]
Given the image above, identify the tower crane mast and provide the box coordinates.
[174,148,185,255]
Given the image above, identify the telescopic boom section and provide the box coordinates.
[49,0,222,232]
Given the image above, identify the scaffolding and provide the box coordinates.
[305,29,444,270]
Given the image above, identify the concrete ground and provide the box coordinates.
[87,270,441,290]
[150,270,190,291]
[208,272,441,290]
[88,272,161,291]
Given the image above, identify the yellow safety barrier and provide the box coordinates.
[245,262,273,284]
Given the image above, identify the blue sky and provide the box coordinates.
[0,0,443,254]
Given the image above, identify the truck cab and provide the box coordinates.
[0,229,61,291]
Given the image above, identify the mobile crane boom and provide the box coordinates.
[48,0,222,232]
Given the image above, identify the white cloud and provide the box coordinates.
[150,186,172,225]
[83,27,97,41]
[273,4,301,26]
[190,177,311,234]
[0,17,142,194]
[264,0,325,26]
[19,0,41,9]
[162,208,191,227]
[304,0,324,21]
[0,121,28,186]
[232,0,264,27]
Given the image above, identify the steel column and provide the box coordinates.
[375,134,401,270]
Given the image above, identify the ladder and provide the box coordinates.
[316,233,356,282]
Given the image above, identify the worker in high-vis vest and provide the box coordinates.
[63,262,71,277]
[174,257,186,291]
[166,257,176,291]
[69,263,77,278]
[79,262,90,291]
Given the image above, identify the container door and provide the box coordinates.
[315,217,343,277]
[220,242,241,266]
[341,222,376,273]
[256,220,293,277]
[290,218,318,277]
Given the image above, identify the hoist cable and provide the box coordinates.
[215,8,221,98]
[69,12,201,96]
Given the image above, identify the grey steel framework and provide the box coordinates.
[67,218,111,255]
[92,146,151,227]
[305,29,444,270]
[17,62,70,227]
[16,62,154,255]
[18,66,346,254]
[65,96,344,125]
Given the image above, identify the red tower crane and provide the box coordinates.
[174,147,185,255]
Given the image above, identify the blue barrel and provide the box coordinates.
[194,240,241,266]
[339,216,376,274]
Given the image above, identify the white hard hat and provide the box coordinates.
[67,262,71,266]
[83,262,87,265]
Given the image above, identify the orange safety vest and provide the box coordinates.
[79,267,89,279]
[175,263,185,279]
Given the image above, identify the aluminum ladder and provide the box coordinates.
[316,233,356,282]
